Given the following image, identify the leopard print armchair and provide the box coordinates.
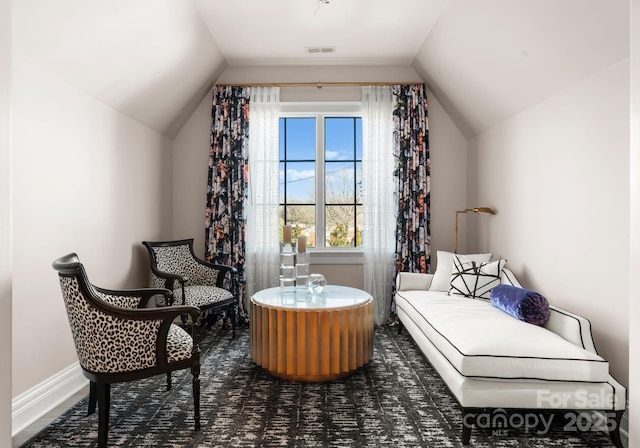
[52,253,201,448]
[142,238,239,338]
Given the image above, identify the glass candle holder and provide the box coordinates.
[306,273,327,295]
[295,252,310,288]
[279,242,296,287]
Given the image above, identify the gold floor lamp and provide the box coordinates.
[454,207,496,254]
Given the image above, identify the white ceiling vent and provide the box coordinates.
[305,46,336,54]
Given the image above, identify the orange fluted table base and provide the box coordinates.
[250,286,374,382]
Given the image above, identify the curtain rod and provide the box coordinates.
[215,81,421,89]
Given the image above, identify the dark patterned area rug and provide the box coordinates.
[21,325,615,447]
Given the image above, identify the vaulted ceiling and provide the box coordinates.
[13,0,629,138]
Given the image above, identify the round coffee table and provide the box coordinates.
[250,285,374,382]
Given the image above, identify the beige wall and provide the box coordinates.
[428,88,469,258]
[1,0,12,443]
[629,0,639,442]
[171,66,469,284]
[468,60,630,388]
[10,63,174,397]
[172,94,212,258]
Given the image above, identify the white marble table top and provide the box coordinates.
[251,285,372,310]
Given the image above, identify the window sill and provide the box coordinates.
[308,249,364,265]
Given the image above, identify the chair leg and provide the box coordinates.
[97,382,110,448]
[192,364,201,431]
[88,381,97,415]
[167,372,172,391]
[230,303,237,339]
[461,408,473,445]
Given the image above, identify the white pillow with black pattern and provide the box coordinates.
[429,250,493,292]
[449,256,506,299]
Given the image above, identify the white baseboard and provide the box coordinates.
[11,362,88,437]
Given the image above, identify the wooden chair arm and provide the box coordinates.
[93,286,175,308]
[87,287,200,322]
[151,265,188,289]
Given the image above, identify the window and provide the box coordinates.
[279,105,362,249]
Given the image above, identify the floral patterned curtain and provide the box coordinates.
[205,85,251,323]
[392,84,431,282]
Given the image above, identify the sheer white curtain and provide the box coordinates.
[245,87,281,301]
[362,86,396,325]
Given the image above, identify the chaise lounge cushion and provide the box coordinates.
[396,289,609,382]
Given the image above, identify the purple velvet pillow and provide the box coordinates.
[490,284,550,326]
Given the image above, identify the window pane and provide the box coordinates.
[325,161,354,204]
[287,205,316,248]
[285,118,316,160]
[325,117,354,161]
[279,111,362,250]
[285,161,315,203]
[325,205,356,247]
[356,205,363,247]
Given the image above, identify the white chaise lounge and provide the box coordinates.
[394,252,626,447]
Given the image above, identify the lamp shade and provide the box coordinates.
[471,207,495,215]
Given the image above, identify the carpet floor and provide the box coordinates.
[20,325,615,447]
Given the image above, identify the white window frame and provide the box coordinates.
[280,102,364,264]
